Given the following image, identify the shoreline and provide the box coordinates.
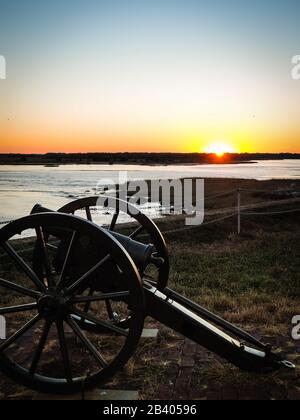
[0,152,300,167]
[0,160,257,167]
[1,158,300,167]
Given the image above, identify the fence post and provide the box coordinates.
[237,189,241,235]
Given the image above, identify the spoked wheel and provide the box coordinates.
[0,213,145,394]
[58,197,170,290]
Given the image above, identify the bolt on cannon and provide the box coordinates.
[0,197,295,394]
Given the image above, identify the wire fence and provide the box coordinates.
[157,213,238,236]
[237,188,300,234]
[242,208,300,216]
[205,189,237,199]
[240,188,300,194]
[163,189,300,236]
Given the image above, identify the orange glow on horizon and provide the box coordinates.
[1,125,300,154]
[204,142,237,157]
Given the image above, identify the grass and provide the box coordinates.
[166,213,300,329]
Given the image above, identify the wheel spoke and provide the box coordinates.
[109,212,119,231]
[56,321,73,383]
[46,243,58,252]
[57,231,77,290]
[72,309,128,337]
[66,254,111,295]
[83,287,94,314]
[0,303,37,315]
[105,299,114,320]
[1,242,46,292]
[0,277,41,299]
[67,317,108,369]
[71,291,130,304]
[130,225,144,239]
[143,274,156,281]
[35,227,54,289]
[29,320,52,376]
[85,207,93,222]
[0,314,41,352]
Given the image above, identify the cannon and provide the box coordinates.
[0,197,295,394]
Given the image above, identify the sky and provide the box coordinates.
[0,0,300,154]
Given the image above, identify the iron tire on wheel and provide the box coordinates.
[0,213,145,394]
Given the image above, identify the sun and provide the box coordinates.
[204,142,236,157]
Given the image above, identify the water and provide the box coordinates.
[0,160,299,224]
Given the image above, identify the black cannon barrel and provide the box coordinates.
[31,204,154,271]
[108,231,154,271]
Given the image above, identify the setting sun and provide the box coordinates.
[204,143,237,157]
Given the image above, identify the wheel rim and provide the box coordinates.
[0,213,145,394]
[58,196,170,290]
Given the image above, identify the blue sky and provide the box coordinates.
[0,0,300,153]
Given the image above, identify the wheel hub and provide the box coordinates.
[38,294,69,320]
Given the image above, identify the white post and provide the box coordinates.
[237,189,241,235]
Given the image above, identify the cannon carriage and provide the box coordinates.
[0,197,295,394]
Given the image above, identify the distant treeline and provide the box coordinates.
[0,152,299,165]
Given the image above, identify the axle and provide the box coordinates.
[143,282,295,373]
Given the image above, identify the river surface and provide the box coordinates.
[0,160,299,224]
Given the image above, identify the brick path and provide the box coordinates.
[158,331,300,400]
[1,323,300,400]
